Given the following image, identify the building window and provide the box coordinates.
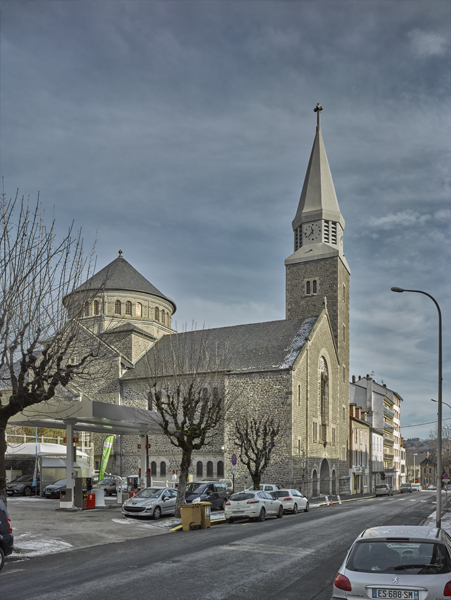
[147,392,153,411]
[94,300,100,315]
[343,406,346,421]
[313,422,317,442]
[161,310,165,325]
[297,385,301,407]
[331,222,337,244]
[160,462,166,477]
[324,221,330,243]
[297,439,301,455]
[196,461,203,477]
[343,284,346,302]
[207,461,213,478]
[295,226,302,251]
[217,461,224,477]
[84,302,90,317]
[332,428,336,444]
[151,461,157,476]
[115,300,121,315]
[342,366,346,383]
[126,301,132,316]
[136,302,142,317]
[306,281,311,295]
[155,307,159,321]
[312,280,317,294]
[319,357,329,441]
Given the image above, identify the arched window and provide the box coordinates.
[94,300,100,315]
[151,461,157,476]
[161,310,165,325]
[306,281,311,295]
[207,461,213,478]
[136,302,142,317]
[160,462,166,477]
[115,300,121,315]
[147,391,153,411]
[217,461,224,477]
[84,302,90,317]
[313,280,317,294]
[126,301,132,315]
[155,307,159,321]
[319,357,329,442]
[196,461,203,477]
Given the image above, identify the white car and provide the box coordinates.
[332,525,451,599]
[225,490,284,523]
[245,484,279,493]
[271,489,309,513]
[411,483,422,491]
[122,487,177,519]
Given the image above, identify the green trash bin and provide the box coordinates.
[180,503,202,531]
[199,502,212,529]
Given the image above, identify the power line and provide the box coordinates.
[401,417,451,429]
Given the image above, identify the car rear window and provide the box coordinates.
[186,483,207,493]
[347,541,451,575]
[230,493,254,501]
[272,491,290,498]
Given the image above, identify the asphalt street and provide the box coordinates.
[1,492,438,600]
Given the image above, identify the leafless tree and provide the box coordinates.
[0,186,97,502]
[234,415,280,490]
[147,328,234,517]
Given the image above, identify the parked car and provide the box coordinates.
[332,525,451,599]
[271,489,309,513]
[245,484,279,493]
[44,478,68,499]
[400,483,413,493]
[6,474,39,497]
[412,483,422,491]
[374,483,393,497]
[185,481,228,510]
[225,490,283,523]
[0,499,13,572]
[122,487,177,519]
[428,484,437,490]
[95,475,123,496]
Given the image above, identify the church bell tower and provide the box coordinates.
[285,104,350,380]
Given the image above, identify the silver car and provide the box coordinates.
[332,525,451,599]
[122,487,177,520]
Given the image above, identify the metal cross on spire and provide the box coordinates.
[314,103,323,127]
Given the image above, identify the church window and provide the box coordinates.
[207,461,213,478]
[343,325,346,341]
[217,461,224,477]
[202,387,208,401]
[151,461,157,476]
[136,302,142,317]
[312,280,317,294]
[332,427,336,444]
[319,357,329,441]
[160,461,166,477]
[115,300,121,314]
[147,392,153,411]
[155,307,159,321]
[161,311,165,325]
[323,221,330,243]
[297,439,301,455]
[126,301,132,316]
[84,302,90,317]
[297,385,301,407]
[331,222,337,244]
[313,422,317,442]
[306,281,311,295]
[343,406,346,421]
[94,300,100,315]
[295,226,302,251]
[213,387,219,401]
[342,366,346,383]
[196,461,203,477]
[343,284,346,302]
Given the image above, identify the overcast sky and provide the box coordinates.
[0,1,449,440]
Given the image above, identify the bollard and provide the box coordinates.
[337,495,342,505]
[324,496,329,505]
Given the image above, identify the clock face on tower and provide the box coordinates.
[303,222,321,242]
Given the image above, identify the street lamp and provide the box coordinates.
[391,287,443,528]
[413,453,417,485]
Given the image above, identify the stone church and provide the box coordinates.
[62,106,351,497]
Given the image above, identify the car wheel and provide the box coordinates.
[227,517,234,524]
[153,506,162,520]
[277,506,283,519]
[304,501,309,512]
[292,503,298,514]
[0,547,5,572]
[23,486,32,497]
[257,508,266,522]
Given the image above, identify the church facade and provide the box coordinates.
[62,107,352,497]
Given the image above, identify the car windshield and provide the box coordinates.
[186,483,207,493]
[347,541,451,575]
[134,488,163,499]
[271,491,290,498]
[13,475,37,482]
[230,493,254,501]
[52,479,66,486]
[98,479,113,485]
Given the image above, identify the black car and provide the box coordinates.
[6,474,40,497]
[44,478,67,499]
[0,499,13,571]
[185,481,228,510]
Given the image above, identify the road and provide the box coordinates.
[1,492,437,600]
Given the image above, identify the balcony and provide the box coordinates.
[384,437,394,446]
[384,406,394,419]
[384,422,394,432]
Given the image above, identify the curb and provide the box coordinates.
[171,518,226,532]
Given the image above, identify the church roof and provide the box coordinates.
[292,111,345,231]
[121,317,317,379]
[69,252,176,312]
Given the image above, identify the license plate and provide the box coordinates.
[372,590,419,599]
[233,511,245,514]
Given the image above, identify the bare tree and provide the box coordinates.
[0,187,97,502]
[234,415,280,490]
[147,328,233,517]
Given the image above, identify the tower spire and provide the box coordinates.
[314,103,323,128]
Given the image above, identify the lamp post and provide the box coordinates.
[413,453,417,485]
[391,287,443,528]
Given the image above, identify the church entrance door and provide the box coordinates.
[332,469,337,495]
[312,470,318,497]
[320,459,330,495]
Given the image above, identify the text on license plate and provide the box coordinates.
[233,511,244,514]
[372,590,419,599]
